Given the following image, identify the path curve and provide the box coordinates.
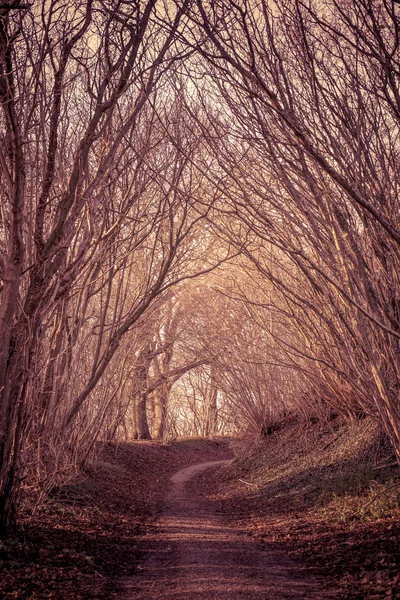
[124,460,331,599]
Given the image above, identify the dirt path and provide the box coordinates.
[123,460,332,599]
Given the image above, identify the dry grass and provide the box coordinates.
[201,416,400,599]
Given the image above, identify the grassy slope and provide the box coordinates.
[201,416,400,599]
[0,437,232,600]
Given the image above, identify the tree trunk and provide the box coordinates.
[153,384,172,439]
[206,382,218,438]
[204,369,218,438]
[132,342,154,441]
[0,321,32,534]
[135,393,151,440]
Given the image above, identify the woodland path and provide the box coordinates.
[122,460,331,599]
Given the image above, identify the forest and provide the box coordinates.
[0,0,400,562]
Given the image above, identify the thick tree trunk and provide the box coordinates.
[0,318,34,534]
[135,393,151,440]
[0,13,26,534]
[132,342,154,441]
[153,384,172,439]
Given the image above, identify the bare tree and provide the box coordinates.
[0,0,194,532]
[180,0,400,458]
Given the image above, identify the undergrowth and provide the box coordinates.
[205,415,400,599]
[320,477,400,524]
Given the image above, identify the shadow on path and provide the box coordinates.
[122,460,333,599]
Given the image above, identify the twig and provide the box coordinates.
[262,474,283,485]
[361,481,400,511]
[238,478,257,488]
[372,461,398,471]
[321,436,339,452]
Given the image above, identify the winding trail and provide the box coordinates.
[124,460,331,599]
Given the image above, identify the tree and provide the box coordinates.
[0,0,192,532]
[183,0,400,458]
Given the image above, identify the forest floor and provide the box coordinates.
[1,419,400,599]
[0,438,232,599]
[122,458,332,599]
[198,416,400,599]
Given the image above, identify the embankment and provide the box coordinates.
[197,416,400,599]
